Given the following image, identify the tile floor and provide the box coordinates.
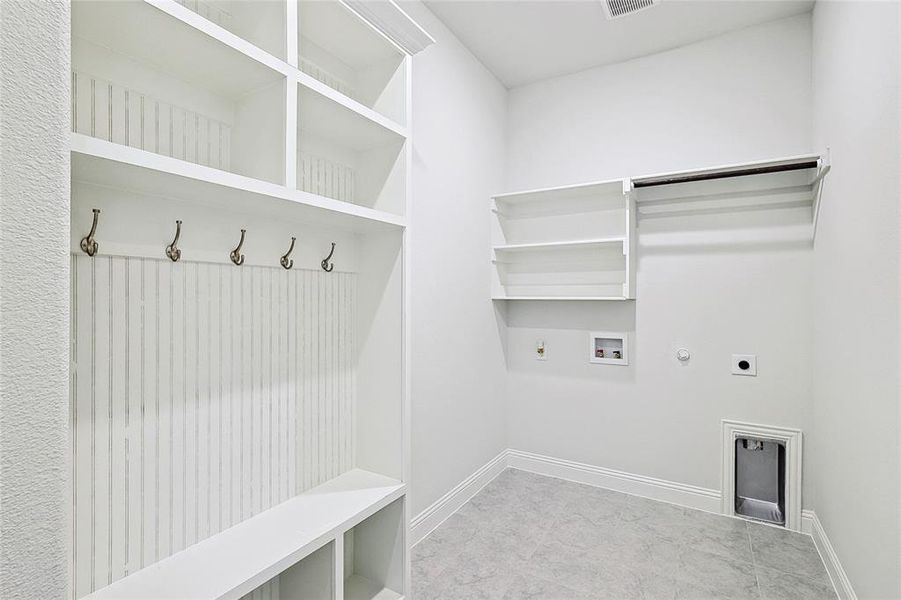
[412,469,836,599]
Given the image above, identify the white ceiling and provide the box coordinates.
[423,0,814,88]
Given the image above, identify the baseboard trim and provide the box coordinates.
[410,450,509,546]
[801,510,856,600]
[507,449,722,514]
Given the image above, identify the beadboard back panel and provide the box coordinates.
[71,255,356,599]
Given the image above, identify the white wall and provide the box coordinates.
[504,15,816,495]
[811,2,900,597]
[402,1,509,515]
[0,1,71,597]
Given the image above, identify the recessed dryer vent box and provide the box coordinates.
[589,332,628,365]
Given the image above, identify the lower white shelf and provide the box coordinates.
[492,237,629,299]
[82,469,405,600]
[492,295,631,301]
[344,574,403,600]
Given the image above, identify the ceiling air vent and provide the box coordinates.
[602,0,659,20]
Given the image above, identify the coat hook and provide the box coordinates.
[80,208,100,257]
[280,236,296,270]
[165,220,182,262]
[230,229,246,266]
[321,242,336,272]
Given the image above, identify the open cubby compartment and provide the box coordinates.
[343,497,405,600]
[72,0,286,185]
[492,240,628,299]
[492,179,628,245]
[276,541,338,600]
[298,0,407,125]
[235,541,336,600]
[174,0,287,61]
[297,85,407,215]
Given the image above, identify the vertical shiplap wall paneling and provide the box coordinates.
[72,255,357,598]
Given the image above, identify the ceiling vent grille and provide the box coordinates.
[602,0,659,20]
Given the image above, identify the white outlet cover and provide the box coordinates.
[732,354,757,376]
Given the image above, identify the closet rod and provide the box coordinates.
[633,160,819,188]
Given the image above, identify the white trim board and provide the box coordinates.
[411,448,720,545]
[506,449,721,514]
[410,451,508,545]
[801,510,857,600]
[721,419,803,531]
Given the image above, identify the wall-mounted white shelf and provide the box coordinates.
[491,179,636,300]
[490,153,830,301]
[81,470,404,600]
[632,153,829,228]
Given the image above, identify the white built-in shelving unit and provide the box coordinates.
[490,153,830,301]
[490,179,637,300]
[69,1,432,599]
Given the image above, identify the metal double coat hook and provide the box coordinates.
[321,242,336,272]
[230,229,246,266]
[80,209,100,257]
[281,237,296,270]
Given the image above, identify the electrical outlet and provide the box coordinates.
[732,354,757,376]
[536,340,547,361]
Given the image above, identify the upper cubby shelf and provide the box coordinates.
[297,83,407,216]
[298,0,407,126]
[72,0,287,185]
[173,0,287,61]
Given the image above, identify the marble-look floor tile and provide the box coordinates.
[418,550,516,600]
[413,470,835,600]
[674,546,759,600]
[501,571,584,599]
[748,522,829,581]
[757,566,837,600]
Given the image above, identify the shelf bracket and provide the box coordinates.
[811,148,832,241]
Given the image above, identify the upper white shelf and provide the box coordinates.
[492,178,627,219]
[82,469,405,600]
[71,133,406,233]
[632,153,828,225]
[73,0,286,99]
[74,0,410,139]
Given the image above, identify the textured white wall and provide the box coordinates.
[811,2,900,596]
[0,1,71,598]
[400,1,509,515]
[503,15,816,495]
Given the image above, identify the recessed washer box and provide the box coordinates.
[589,332,628,365]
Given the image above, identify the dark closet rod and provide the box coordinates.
[633,160,819,188]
